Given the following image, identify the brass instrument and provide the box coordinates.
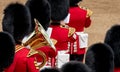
[22,19,56,69]
[27,49,47,69]
[22,19,56,50]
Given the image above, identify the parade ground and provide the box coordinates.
[0,0,120,47]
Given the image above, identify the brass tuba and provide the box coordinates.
[22,19,56,69]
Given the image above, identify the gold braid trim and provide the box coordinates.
[15,45,24,53]
[60,24,76,37]
[59,23,76,37]
[78,5,93,18]
[50,38,57,45]
[68,27,76,37]
[86,9,93,18]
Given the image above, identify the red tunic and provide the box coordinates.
[68,6,91,32]
[49,25,76,51]
[48,25,76,67]
[68,6,92,55]
[114,68,120,72]
[4,45,57,72]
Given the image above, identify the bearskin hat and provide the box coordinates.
[41,68,61,72]
[70,0,82,7]
[85,43,114,72]
[25,0,51,31]
[104,24,120,44]
[48,0,69,22]
[104,24,120,67]
[0,32,15,71]
[2,3,31,43]
[61,61,91,72]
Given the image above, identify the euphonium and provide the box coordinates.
[22,19,56,51]
[22,19,56,69]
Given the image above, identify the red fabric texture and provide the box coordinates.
[68,7,91,32]
[4,46,57,72]
[114,68,120,72]
[50,25,76,51]
[67,7,91,55]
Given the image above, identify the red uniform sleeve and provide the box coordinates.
[27,57,40,72]
[85,17,91,28]
[37,46,57,58]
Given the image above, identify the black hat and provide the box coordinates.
[61,61,91,72]
[104,24,120,67]
[70,0,82,7]
[104,24,120,44]
[0,32,15,71]
[25,0,51,31]
[41,68,61,72]
[85,43,114,72]
[2,3,31,43]
[48,0,69,22]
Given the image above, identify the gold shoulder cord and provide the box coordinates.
[86,9,93,18]
[78,5,93,18]
[68,27,76,37]
[59,24,76,37]
[15,45,24,53]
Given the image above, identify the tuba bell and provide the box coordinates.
[22,19,56,50]
[22,19,56,69]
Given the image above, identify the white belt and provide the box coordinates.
[76,32,84,35]
[75,32,88,48]
[58,50,68,54]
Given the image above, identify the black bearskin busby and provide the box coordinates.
[41,68,61,72]
[25,0,51,31]
[70,0,82,7]
[48,0,69,23]
[104,24,120,68]
[0,32,15,71]
[60,61,91,72]
[2,3,31,44]
[85,43,114,72]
